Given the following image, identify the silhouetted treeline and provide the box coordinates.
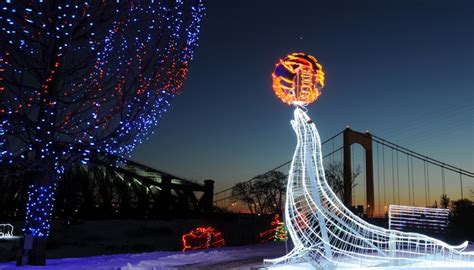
[231,171,286,214]
[447,198,474,242]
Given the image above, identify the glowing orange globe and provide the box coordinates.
[272,53,325,106]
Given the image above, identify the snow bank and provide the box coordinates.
[0,243,286,270]
[1,243,473,269]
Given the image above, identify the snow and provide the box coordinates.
[1,243,473,269]
[0,251,174,270]
[0,243,287,270]
[268,261,474,270]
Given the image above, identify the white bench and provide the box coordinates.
[389,205,450,232]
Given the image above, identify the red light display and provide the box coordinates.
[259,214,288,242]
[182,226,225,251]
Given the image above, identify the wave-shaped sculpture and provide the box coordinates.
[264,108,474,268]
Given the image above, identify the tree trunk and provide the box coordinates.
[17,169,57,266]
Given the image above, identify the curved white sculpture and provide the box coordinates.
[264,108,474,268]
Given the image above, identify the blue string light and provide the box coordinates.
[24,184,57,237]
[0,0,205,238]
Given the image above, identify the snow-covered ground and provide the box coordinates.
[270,261,474,270]
[0,243,288,270]
[1,243,473,270]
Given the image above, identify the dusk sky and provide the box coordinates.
[133,0,473,194]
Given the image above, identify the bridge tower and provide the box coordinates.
[343,128,375,217]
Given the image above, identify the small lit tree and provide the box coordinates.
[0,0,204,265]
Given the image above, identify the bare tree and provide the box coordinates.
[231,182,257,214]
[254,171,286,213]
[0,1,204,265]
[231,171,286,214]
[325,161,360,200]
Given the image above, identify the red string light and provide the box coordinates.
[259,214,288,242]
[182,226,225,251]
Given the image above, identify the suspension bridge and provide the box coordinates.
[213,128,473,217]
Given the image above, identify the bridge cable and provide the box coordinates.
[382,144,386,210]
[391,148,395,205]
[212,145,345,203]
[376,142,381,216]
[213,130,345,197]
[369,134,473,177]
[396,150,400,205]
[423,161,428,207]
[427,163,431,205]
[441,167,446,195]
[407,153,411,205]
[340,143,343,164]
[410,156,415,206]
[363,150,367,209]
[332,140,335,164]
[460,174,464,200]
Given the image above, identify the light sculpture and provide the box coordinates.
[265,53,474,268]
[181,226,225,251]
[272,53,324,106]
[0,223,14,238]
[388,205,450,232]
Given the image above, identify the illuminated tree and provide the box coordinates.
[0,0,204,265]
[259,214,288,243]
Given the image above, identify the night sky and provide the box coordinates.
[133,0,473,194]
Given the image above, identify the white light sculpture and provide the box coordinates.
[389,205,450,232]
[0,223,14,238]
[265,53,474,268]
